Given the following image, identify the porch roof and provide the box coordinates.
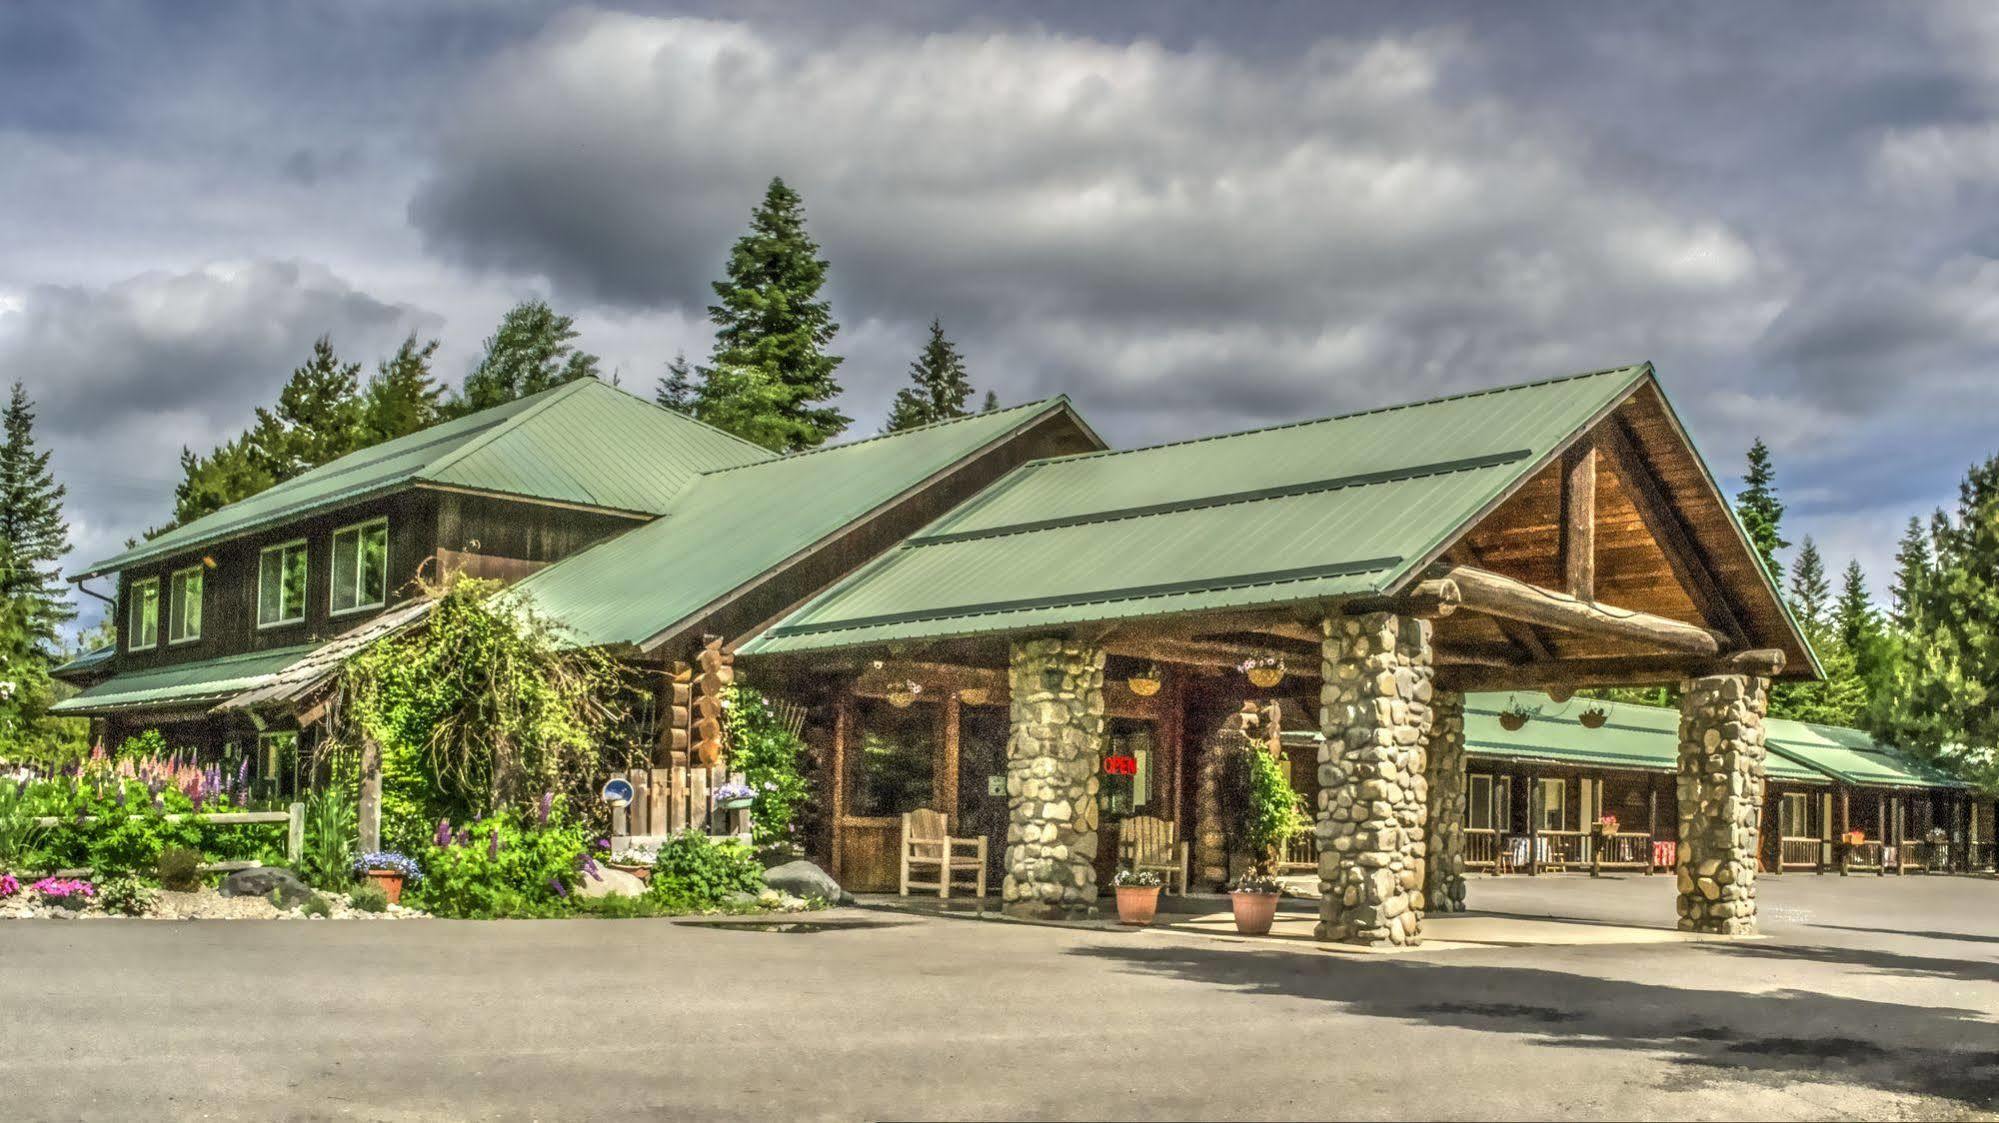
[742,365,1657,655]
[1763,722,1965,790]
[49,644,318,716]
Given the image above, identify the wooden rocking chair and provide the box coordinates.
[1118,815,1189,895]
[899,809,987,902]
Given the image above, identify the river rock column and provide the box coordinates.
[1195,703,1265,889]
[1002,637,1105,920]
[1425,689,1468,914]
[1317,612,1435,946]
[1675,673,1769,935]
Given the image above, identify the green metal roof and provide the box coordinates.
[51,645,114,680]
[511,399,1092,652]
[1279,693,1961,790]
[741,365,1653,655]
[80,380,774,578]
[49,645,319,715]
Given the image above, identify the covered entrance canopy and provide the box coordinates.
[741,363,1816,944]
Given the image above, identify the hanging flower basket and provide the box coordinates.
[1239,655,1285,689]
[1498,705,1531,732]
[1545,685,1575,704]
[1578,706,1608,730]
[1126,664,1163,697]
[714,782,756,811]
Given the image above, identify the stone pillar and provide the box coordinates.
[1425,689,1468,914]
[1002,637,1105,920]
[1317,612,1435,946]
[1195,702,1266,889]
[1675,673,1769,935]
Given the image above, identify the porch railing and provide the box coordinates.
[1838,839,1886,874]
[1778,836,1823,871]
[1592,831,1655,871]
[1539,830,1587,869]
[1968,841,1996,872]
[1465,828,1501,870]
[1895,841,1957,874]
[1278,832,1316,873]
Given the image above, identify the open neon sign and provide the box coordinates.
[1103,755,1138,776]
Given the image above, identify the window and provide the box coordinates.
[1779,792,1810,839]
[168,566,204,644]
[258,540,308,627]
[1538,777,1567,831]
[126,576,159,649]
[1468,774,1493,830]
[330,518,388,615]
[846,697,939,817]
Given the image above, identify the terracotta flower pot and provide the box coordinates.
[1230,889,1281,936]
[1115,885,1161,926]
[366,870,405,905]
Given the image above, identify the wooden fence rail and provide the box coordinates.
[31,804,305,875]
[608,762,750,842]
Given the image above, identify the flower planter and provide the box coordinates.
[1245,665,1284,689]
[1115,885,1161,926]
[1498,710,1528,731]
[365,870,405,905]
[1230,889,1281,936]
[606,862,652,883]
[718,797,755,812]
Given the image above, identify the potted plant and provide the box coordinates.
[1230,872,1283,936]
[353,851,421,905]
[603,846,654,882]
[1578,705,1608,730]
[1112,868,1163,925]
[1238,654,1285,689]
[1498,703,1533,731]
[1594,814,1619,837]
[714,782,757,812]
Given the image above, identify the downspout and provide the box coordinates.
[72,574,116,610]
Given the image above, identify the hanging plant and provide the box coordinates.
[1126,663,1163,697]
[1498,702,1533,731]
[885,681,924,709]
[1578,705,1608,730]
[1239,654,1285,689]
[1545,685,1575,704]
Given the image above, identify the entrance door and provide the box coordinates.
[835,697,943,892]
[956,704,1010,887]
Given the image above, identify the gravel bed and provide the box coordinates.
[0,885,426,920]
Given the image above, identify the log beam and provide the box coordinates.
[1597,418,1750,646]
[1439,647,1787,693]
[1561,439,1597,602]
[1434,564,1724,656]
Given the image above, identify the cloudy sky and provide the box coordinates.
[6,1,1997,633]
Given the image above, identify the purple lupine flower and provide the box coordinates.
[593,837,611,852]
[580,857,602,882]
[548,877,568,899]
[434,818,452,847]
[536,791,553,827]
[115,786,128,808]
[152,796,165,813]
[237,757,250,786]
[189,788,207,813]
[488,830,500,860]
[456,827,471,846]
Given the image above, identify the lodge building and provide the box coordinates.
[53,364,1998,945]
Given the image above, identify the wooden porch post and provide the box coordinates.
[1526,765,1540,876]
[1839,787,1852,875]
[357,733,382,855]
[1646,777,1659,875]
[1878,792,1888,877]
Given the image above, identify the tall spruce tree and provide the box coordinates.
[250,335,366,480]
[1834,558,1887,690]
[361,335,445,442]
[0,383,73,655]
[1734,438,1789,583]
[1770,537,1866,726]
[1889,517,1930,631]
[696,177,849,450]
[981,389,999,413]
[655,352,696,414]
[1788,537,1831,625]
[884,319,975,432]
[456,300,600,414]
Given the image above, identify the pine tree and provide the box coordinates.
[250,336,365,480]
[456,300,600,413]
[361,335,444,442]
[655,352,696,414]
[1770,536,1867,727]
[1788,537,1830,627]
[696,178,850,451]
[1834,560,1880,666]
[1734,438,1789,583]
[170,437,275,527]
[981,390,999,413]
[0,383,73,655]
[1889,517,1929,631]
[884,319,974,433]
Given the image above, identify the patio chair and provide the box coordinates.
[899,809,987,901]
[1118,814,1189,895]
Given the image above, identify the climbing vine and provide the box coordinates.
[721,684,812,853]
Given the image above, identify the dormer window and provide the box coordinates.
[258,540,308,628]
[127,576,159,650]
[330,518,388,616]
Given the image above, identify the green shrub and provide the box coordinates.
[296,892,332,918]
[648,831,763,909]
[347,881,389,913]
[298,785,358,890]
[408,797,590,919]
[97,875,157,917]
[722,686,813,851]
[0,779,46,870]
[156,845,204,891]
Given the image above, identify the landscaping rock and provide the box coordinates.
[220,867,314,908]
[575,866,645,899]
[763,859,850,905]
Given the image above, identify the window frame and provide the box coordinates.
[126,575,160,650]
[167,564,205,645]
[1537,777,1567,832]
[328,516,390,618]
[1467,773,1494,831]
[1779,791,1811,838]
[257,538,309,629]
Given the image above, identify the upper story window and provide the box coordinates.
[168,565,204,644]
[258,540,308,628]
[330,518,388,616]
[127,576,159,650]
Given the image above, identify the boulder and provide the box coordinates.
[762,859,850,905]
[575,866,645,899]
[221,867,314,908]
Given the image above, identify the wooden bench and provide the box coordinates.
[1118,815,1189,895]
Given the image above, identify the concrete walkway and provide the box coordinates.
[0,874,1993,1120]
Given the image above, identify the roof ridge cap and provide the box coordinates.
[1022,364,1650,468]
[692,397,1066,479]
